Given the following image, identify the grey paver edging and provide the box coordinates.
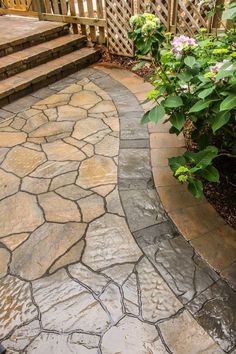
[80,67,236,353]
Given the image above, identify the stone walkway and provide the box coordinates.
[0,67,235,354]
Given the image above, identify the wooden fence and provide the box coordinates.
[0,0,230,55]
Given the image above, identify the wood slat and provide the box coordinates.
[77,0,87,35]
[69,0,78,33]
[41,13,106,26]
[96,0,105,43]
[87,0,96,41]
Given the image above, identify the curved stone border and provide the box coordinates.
[86,64,236,353]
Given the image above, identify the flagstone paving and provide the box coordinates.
[0,68,235,353]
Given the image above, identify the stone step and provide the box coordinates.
[0,20,70,58]
[0,34,87,80]
[0,47,101,107]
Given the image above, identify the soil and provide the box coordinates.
[101,49,236,229]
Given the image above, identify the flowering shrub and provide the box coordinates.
[129,8,236,198]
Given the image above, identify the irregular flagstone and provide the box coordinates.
[106,187,124,216]
[95,135,119,157]
[22,112,48,133]
[2,146,46,177]
[42,140,86,161]
[0,192,44,237]
[123,273,140,316]
[101,263,135,285]
[60,83,82,94]
[1,233,29,251]
[49,240,85,273]
[72,117,108,140]
[84,128,111,145]
[39,191,81,222]
[0,169,20,200]
[63,136,86,149]
[44,108,57,121]
[69,332,100,348]
[159,310,224,354]
[2,320,41,352]
[0,247,10,278]
[76,155,117,189]
[68,262,109,295]
[23,142,43,151]
[83,214,142,270]
[11,222,86,280]
[32,269,110,332]
[30,160,80,178]
[25,333,97,354]
[21,176,50,194]
[103,117,119,132]
[18,108,41,120]
[78,194,105,222]
[56,184,92,200]
[89,100,115,114]
[136,257,182,322]
[70,90,101,109]
[29,121,74,138]
[50,171,77,190]
[101,316,167,354]
[57,105,87,121]
[92,184,115,197]
[0,148,9,163]
[35,93,71,108]
[10,116,26,130]
[0,275,38,339]
[81,143,94,157]
[0,131,27,147]
[100,283,123,323]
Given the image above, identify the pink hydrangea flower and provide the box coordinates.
[172,35,198,55]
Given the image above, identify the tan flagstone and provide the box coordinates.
[92,184,115,197]
[18,108,41,119]
[101,263,135,285]
[106,187,124,216]
[30,161,79,178]
[0,148,9,163]
[56,184,92,200]
[95,135,119,157]
[0,169,20,200]
[63,137,86,149]
[0,192,44,237]
[0,247,10,278]
[29,121,74,138]
[84,129,111,145]
[22,112,48,133]
[49,171,77,190]
[60,83,82,94]
[11,223,86,280]
[49,240,85,273]
[27,137,46,144]
[57,105,87,121]
[89,101,115,114]
[83,214,142,270]
[81,143,94,157]
[38,192,81,222]
[2,146,46,177]
[103,117,119,132]
[0,132,27,147]
[42,140,86,161]
[78,194,105,222]
[72,118,107,140]
[10,116,26,130]
[76,155,117,189]
[23,142,42,151]
[159,310,224,354]
[1,233,29,251]
[44,108,57,121]
[70,91,101,109]
[21,176,50,194]
[68,262,109,294]
[101,316,167,354]
[35,93,71,108]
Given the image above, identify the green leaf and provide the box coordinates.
[197,165,220,182]
[215,69,235,81]
[198,86,215,99]
[220,94,236,111]
[185,146,218,169]
[184,56,196,68]
[189,99,212,113]
[132,61,146,71]
[168,156,186,174]
[188,178,204,199]
[141,104,166,124]
[222,5,236,20]
[170,112,185,131]
[211,111,231,133]
[164,96,183,108]
[177,71,193,82]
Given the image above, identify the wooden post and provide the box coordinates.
[212,0,225,31]
[34,0,45,19]
[171,0,178,34]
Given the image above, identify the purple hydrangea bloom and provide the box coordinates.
[210,59,233,74]
[172,35,198,55]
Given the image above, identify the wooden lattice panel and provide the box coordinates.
[105,0,134,57]
[137,0,170,29]
[3,0,32,10]
[176,0,211,35]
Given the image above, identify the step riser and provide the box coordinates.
[0,25,70,58]
[0,37,87,80]
[0,50,101,108]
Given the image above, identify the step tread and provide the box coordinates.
[0,18,69,50]
[0,47,100,98]
[0,34,86,72]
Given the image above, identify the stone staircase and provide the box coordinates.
[0,19,101,107]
